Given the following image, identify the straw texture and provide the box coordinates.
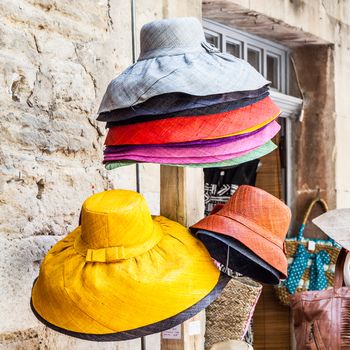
[103,121,280,164]
[103,149,253,164]
[105,123,269,150]
[275,239,340,305]
[210,340,253,350]
[31,190,223,339]
[205,277,262,349]
[31,274,230,341]
[97,87,268,122]
[105,97,280,145]
[276,198,340,306]
[191,185,291,277]
[104,141,277,169]
[103,94,268,125]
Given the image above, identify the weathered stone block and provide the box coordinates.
[0,236,58,332]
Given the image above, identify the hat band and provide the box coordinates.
[74,224,164,263]
[85,246,130,262]
[218,212,284,250]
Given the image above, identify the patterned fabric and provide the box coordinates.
[284,244,330,294]
[284,245,309,294]
[204,160,259,215]
[309,250,330,291]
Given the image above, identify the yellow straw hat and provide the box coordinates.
[31,190,227,341]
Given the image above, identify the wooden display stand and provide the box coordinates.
[116,166,206,350]
[160,166,206,350]
[253,136,291,349]
[125,4,206,348]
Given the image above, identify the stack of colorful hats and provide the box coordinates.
[97,17,281,169]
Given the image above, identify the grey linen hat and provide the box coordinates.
[98,17,270,113]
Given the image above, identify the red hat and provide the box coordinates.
[105,97,280,145]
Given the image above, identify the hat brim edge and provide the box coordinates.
[191,215,287,278]
[30,273,230,342]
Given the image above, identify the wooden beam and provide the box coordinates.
[160,166,205,350]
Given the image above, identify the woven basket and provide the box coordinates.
[205,277,262,349]
[209,340,253,350]
[275,198,341,306]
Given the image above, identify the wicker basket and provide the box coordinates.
[205,277,262,349]
[275,198,341,306]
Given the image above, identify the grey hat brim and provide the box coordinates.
[196,229,280,285]
[98,51,270,113]
[103,93,269,126]
[97,86,269,122]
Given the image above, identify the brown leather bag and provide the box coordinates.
[290,248,350,350]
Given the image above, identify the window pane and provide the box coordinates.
[205,33,219,49]
[226,42,240,58]
[267,54,279,89]
[247,48,261,72]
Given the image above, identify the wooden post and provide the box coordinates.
[160,166,205,350]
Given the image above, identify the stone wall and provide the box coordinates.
[0,1,200,349]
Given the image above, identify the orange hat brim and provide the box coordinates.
[191,213,288,278]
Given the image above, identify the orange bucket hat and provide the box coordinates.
[191,185,291,278]
[105,96,280,145]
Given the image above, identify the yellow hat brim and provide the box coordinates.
[31,216,222,337]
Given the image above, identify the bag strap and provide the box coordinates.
[334,248,347,288]
[297,198,329,241]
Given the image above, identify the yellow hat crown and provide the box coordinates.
[76,190,162,262]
